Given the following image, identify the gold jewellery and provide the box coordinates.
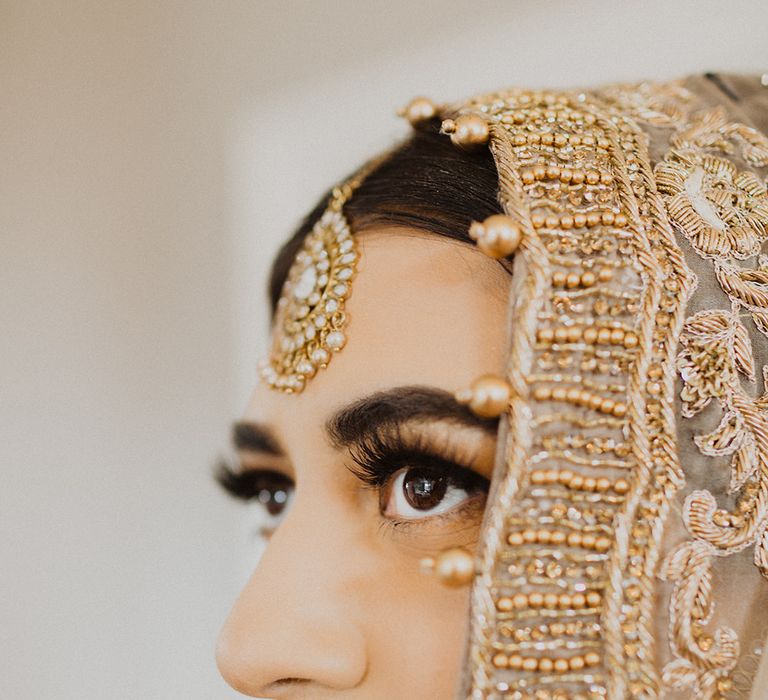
[259,180,362,393]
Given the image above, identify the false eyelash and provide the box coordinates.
[346,425,489,492]
[214,459,292,501]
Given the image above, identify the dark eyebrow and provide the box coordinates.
[231,421,284,456]
[326,385,498,448]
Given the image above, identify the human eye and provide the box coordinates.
[215,462,294,535]
[348,430,489,523]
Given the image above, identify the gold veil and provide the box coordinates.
[439,75,768,700]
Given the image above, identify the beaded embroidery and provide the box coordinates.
[450,81,768,700]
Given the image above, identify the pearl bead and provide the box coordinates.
[469,214,522,258]
[399,96,437,125]
[431,547,475,587]
[443,114,489,150]
[325,331,347,351]
[584,651,601,667]
[456,375,511,418]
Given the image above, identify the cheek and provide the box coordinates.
[362,549,470,692]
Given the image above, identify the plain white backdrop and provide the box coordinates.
[2,2,767,698]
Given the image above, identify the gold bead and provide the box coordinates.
[623,331,639,348]
[558,593,572,609]
[595,536,612,552]
[508,653,523,669]
[560,214,574,229]
[533,385,552,401]
[550,530,567,545]
[586,170,600,185]
[600,398,615,414]
[601,211,615,225]
[552,271,567,287]
[614,212,628,227]
[588,395,604,411]
[444,114,489,150]
[595,477,611,492]
[429,547,475,587]
[570,474,584,490]
[614,478,630,494]
[600,171,613,185]
[522,656,538,671]
[531,214,545,229]
[552,387,567,402]
[573,213,587,228]
[610,328,626,344]
[528,592,544,608]
[507,531,524,546]
[538,327,555,343]
[497,596,514,612]
[558,469,574,485]
[522,528,538,543]
[538,657,554,673]
[612,402,628,418]
[565,273,581,289]
[567,326,582,343]
[492,652,508,668]
[582,534,597,549]
[584,651,601,667]
[541,133,554,146]
[586,212,601,227]
[544,593,559,609]
[546,165,561,179]
[586,591,602,607]
[545,215,559,229]
[598,267,614,282]
[568,655,585,671]
[597,327,612,344]
[555,327,570,343]
[583,327,598,344]
[456,375,511,418]
[554,657,570,673]
[581,271,596,287]
[512,592,529,610]
[583,477,597,492]
[567,532,583,547]
[399,96,437,125]
[571,169,585,185]
[521,168,536,185]
[571,592,587,608]
[566,387,581,403]
[532,164,547,180]
[469,214,522,258]
[559,168,573,183]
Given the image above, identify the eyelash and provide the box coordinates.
[215,429,490,528]
[347,427,489,496]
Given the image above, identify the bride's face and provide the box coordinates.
[216,229,511,699]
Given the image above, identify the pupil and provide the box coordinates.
[258,486,289,517]
[403,468,447,510]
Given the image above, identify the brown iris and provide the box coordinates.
[402,468,448,511]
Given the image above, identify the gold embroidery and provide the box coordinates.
[452,89,691,700]
[601,79,768,698]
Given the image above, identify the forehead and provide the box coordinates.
[247,229,511,431]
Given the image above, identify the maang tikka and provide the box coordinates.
[259,169,373,394]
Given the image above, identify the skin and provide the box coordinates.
[216,228,511,699]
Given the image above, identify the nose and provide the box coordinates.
[216,497,368,696]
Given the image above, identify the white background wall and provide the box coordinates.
[2,2,766,698]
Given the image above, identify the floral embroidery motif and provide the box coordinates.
[656,150,768,260]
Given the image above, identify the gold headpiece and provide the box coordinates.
[259,179,361,393]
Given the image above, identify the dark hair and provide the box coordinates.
[268,123,503,316]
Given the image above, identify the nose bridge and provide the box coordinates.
[216,489,368,695]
